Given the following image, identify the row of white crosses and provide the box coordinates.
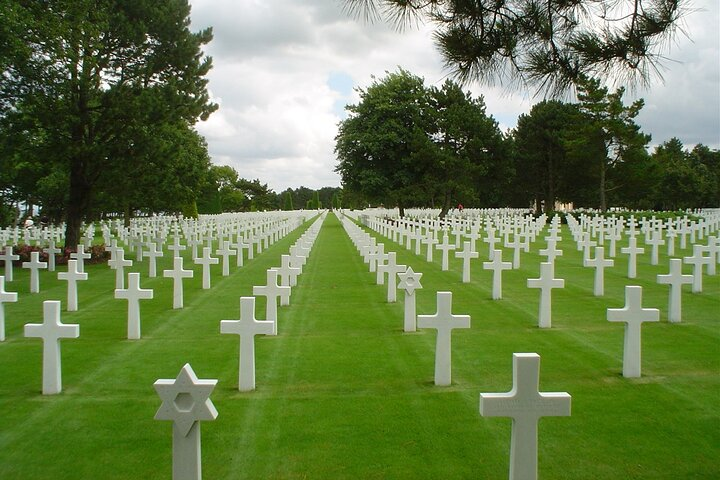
[341,212,571,480]
[150,213,325,480]
[0,212,313,407]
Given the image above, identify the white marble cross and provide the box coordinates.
[215,241,236,277]
[657,258,693,323]
[378,252,406,302]
[57,259,88,312]
[435,232,455,271]
[220,296,274,391]
[1,246,19,282]
[645,230,665,266]
[0,276,19,341]
[22,251,47,293]
[583,246,614,296]
[683,244,711,293]
[163,256,194,309]
[621,236,644,279]
[43,241,61,272]
[70,244,92,273]
[607,286,659,378]
[483,249,513,300]
[367,243,385,273]
[702,235,719,275]
[143,241,164,278]
[480,353,571,480]
[108,248,133,290]
[24,301,80,394]
[417,291,470,386]
[397,267,423,332]
[167,237,187,258]
[423,230,439,262]
[277,254,301,288]
[154,363,218,480]
[252,269,290,336]
[455,241,479,283]
[484,227,500,260]
[576,232,597,263]
[539,240,563,267]
[527,262,565,328]
[194,247,219,290]
[115,272,154,339]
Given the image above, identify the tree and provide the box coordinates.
[344,0,689,95]
[513,100,583,213]
[335,70,505,216]
[1,0,216,246]
[283,191,294,211]
[335,69,430,216]
[571,76,650,211]
[651,139,719,210]
[420,80,507,216]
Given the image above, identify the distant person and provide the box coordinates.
[457,203,463,211]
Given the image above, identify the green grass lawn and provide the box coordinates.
[0,212,718,479]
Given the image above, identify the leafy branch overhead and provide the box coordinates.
[343,0,690,95]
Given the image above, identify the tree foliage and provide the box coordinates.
[1,0,216,245]
[335,69,506,216]
[570,76,650,211]
[344,0,690,95]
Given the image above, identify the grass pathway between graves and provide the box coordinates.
[0,211,718,479]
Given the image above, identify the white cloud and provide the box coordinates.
[190,0,720,192]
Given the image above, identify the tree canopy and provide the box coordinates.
[335,69,507,216]
[343,0,690,95]
[1,0,216,245]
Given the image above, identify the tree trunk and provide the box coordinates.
[438,191,452,219]
[545,150,555,214]
[64,157,91,249]
[599,159,607,212]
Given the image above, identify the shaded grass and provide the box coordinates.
[0,212,718,479]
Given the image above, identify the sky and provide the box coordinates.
[188,0,720,193]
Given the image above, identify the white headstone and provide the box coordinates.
[43,241,61,272]
[397,266,423,332]
[143,242,164,278]
[620,236,644,279]
[194,247,219,290]
[57,259,88,312]
[220,297,274,391]
[115,272,154,339]
[455,241,479,283]
[378,252,406,303]
[417,291,471,386]
[252,269,290,336]
[22,251,47,293]
[656,258,693,323]
[435,232,455,271]
[154,363,218,480]
[480,353,571,480]
[163,256,194,309]
[583,246,614,296]
[215,241,236,277]
[483,249,513,300]
[69,244,91,273]
[108,248,133,290]
[24,301,80,394]
[1,246,19,282]
[683,244,711,293]
[527,262,565,328]
[607,286,659,378]
[0,276,19,341]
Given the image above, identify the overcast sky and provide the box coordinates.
[188,0,720,193]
